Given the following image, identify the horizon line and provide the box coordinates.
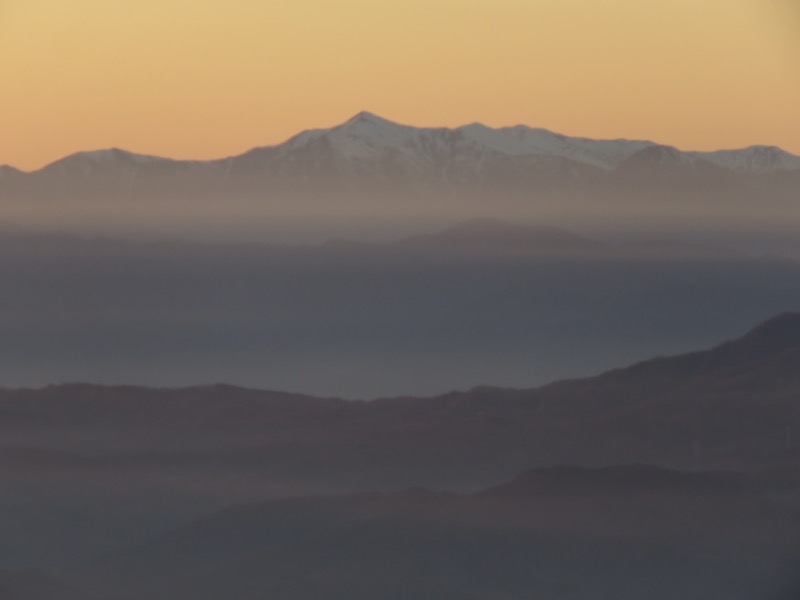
[3,111,797,173]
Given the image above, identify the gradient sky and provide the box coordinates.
[2,0,798,171]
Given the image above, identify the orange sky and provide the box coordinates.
[1,0,799,171]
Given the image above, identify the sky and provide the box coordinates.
[1,0,798,171]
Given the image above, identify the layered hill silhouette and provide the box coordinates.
[3,313,800,571]
[3,313,800,480]
[76,464,800,600]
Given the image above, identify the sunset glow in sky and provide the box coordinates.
[2,0,798,170]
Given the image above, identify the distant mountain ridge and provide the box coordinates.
[9,112,800,176]
[2,112,798,206]
[2,312,800,476]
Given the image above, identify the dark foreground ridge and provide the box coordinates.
[70,464,800,600]
[2,311,800,480]
[2,312,800,594]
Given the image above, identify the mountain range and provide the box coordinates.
[2,112,798,206]
[4,312,800,571]
[4,113,800,599]
[3,310,800,597]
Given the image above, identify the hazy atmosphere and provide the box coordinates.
[2,1,799,599]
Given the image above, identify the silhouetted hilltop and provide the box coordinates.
[2,312,800,476]
[564,311,800,392]
[724,312,800,358]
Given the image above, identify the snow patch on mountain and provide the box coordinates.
[457,123,654,169]
[693,146,800,173]
[8,113,800,185]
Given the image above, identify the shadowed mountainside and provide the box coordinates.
[4,312,800,473]
[76,465,800,600]
[3,313,800,569]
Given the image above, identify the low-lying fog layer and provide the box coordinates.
[0,218,797,397]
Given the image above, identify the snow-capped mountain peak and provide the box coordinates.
[3,113,797,203]
[277,111,414,159]
[341,111,399,128]
[299,114,800,174]
[324,111,418,159]
[455,123,655,169]
[268,113,662,171]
